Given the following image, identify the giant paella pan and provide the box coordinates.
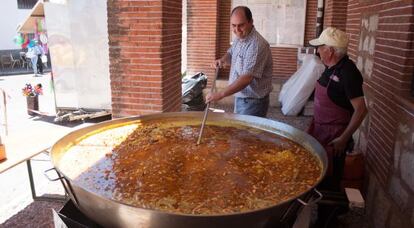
[48,112,327,228]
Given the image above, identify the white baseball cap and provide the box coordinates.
[309,27,349,48]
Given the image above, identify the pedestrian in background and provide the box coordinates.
[36,43,44,75]
[26,40,43,76]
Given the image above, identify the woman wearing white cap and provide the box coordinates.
[308,27,368,191]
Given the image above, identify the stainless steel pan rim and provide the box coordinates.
[50,111,327,217]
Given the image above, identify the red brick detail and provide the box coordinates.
[108,0,182,117]
[272,48,298,79]
[217,1,232,79]
[305,0,318,42]
[324,0,348,30]
[186,0,219,82]
[346,0,414,188]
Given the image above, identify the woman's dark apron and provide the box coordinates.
[308,74,351,190]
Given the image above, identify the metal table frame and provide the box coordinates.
[25,149,67,201]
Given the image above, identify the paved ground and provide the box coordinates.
[0,73,53,223]
[0,73,90,225]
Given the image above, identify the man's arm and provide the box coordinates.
[206,74,253,102]
[212,53,231,69]
[329,96,368,154]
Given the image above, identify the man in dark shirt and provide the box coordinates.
[309,27,368,191]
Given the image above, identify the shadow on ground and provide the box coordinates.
[30,113,112,128]
[1,200,64,228]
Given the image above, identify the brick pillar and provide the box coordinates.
[305,0,319,40]
[108,0,182,117]
[186,0,219,81]
[217,1,231,79]
[323,0,348,31]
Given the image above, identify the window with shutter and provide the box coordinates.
[17,0,38,9]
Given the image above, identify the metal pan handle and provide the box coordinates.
[44,167,63,181]
[297,189,323,206]
[45,168,80,207]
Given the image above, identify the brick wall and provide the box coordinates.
[345,0,361,58]
[271,48,298,78]
[161,0,183,112]
[217,1,231,79]
[305,0,318,43]
[344,0,414,227]
[347,0,414,185]
[107,0,182,117]
[324,0,348,30]
[186,0,219,82]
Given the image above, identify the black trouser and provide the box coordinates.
[36,54,43,74]
[318,152,346,192]
[318,139,354,192]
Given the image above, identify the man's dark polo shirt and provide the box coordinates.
[317,55,364,114]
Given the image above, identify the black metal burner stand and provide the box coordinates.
[54,191,350,228]
[315,190,350,228]
[53,200,102,228]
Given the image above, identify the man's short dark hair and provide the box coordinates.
[231,6,253,22]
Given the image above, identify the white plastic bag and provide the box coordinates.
[279,54,317,104]
[280,54,325,116]
[41,55,48,63]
